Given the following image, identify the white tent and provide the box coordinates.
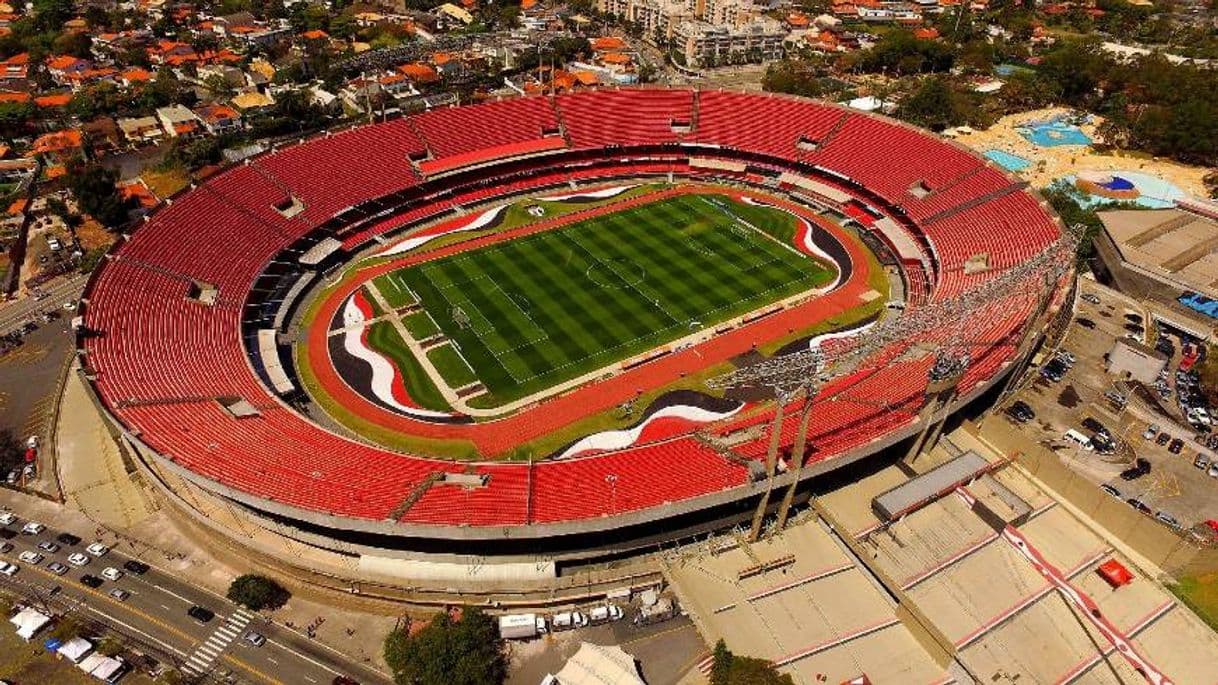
[77,653,107,673]
[545,642,645,685]
[9,607,51,641]
[57,637,95,663]
[89,656,125,682]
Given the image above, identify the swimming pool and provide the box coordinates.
[1062,171,1186,209]
[984,149,1032,172]
[1018,118,1092,147]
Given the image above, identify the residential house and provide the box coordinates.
[0,53,28,81]
[193,103,243,135]
[155,104,202,138]
[117,115,164,145]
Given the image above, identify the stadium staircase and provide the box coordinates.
[815,111,852,152]
[388,472,444,520]
[548,96,574,147]
[922,182,1026,226]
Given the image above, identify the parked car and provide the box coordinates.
[1155,512,1181,529]
[1143,424,1160,440]
[18,551,42,564]
[80,575,103,589]
[67,553,90,567]
[1127,498,1152,514]
[0,542,11,554]
[1169,438,1185,454]
[85,543,109,557]
[1081,417,1110,438]
[243,631,266,647]
[1209,464,1218,479]
[0,562,18,576]
[0,512,17,525]
[101,567,123,581]
[55,533,81,546]
[1195,454,1211,470]
[187,606,215,624]
[36,541,59,554]
[47,562,68,575]
[109,588,130,602]
[122,559,149,575]
[1156,432,1171,446]
[1005,401,1035,422]
[1120,459,1151,481]
[1076,318,1096,329]
[1082,293,1101,304]
[1100,484,1121,498]
[21,522,44,535]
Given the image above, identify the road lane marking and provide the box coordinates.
[267,638,342,675]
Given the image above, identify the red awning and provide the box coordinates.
[1097,559,1133,587]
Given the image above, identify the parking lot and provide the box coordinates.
[999,279,1218,532]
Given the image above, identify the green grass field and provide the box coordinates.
[388,193,834,406]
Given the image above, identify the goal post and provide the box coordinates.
[451,306,472,330]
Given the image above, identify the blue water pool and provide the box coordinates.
[1061,171,1186,209]
[984,149,1032,172]
[1018,118,1092,147]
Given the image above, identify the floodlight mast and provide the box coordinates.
[705,231,1078,541]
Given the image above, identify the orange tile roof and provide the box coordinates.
[7,197,27,215]
[301,29,329,40]
[46,55,84,71]
[3,53,28,65]
[521,0,537,8]
[591,36,626,52]
[432,52,453,65]
[34,93,71,107]
[44,164,66,179]
[121,67,154,82]
[396,62,439,83]
[0,91,30,103]
[913,27,939,39]
[32,129,82,154]
[119,182,158,208]
[573,70,598,86]
[599,52,631,65]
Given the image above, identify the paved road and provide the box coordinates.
[0,510,389,685]
[0,273,88,336]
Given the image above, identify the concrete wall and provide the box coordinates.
[974,419,1218,578]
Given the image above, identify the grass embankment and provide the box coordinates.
[365,321,449,412]
[1169,574,1218,632]
[426,344,479,389]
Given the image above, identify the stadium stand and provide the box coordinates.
[80,89,1063,535]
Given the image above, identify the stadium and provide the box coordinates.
[74,88,1072,592]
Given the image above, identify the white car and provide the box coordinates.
[21,522,44,535]
[0,562,17,576]
[85,543,110,557]
[101,567,123,581]
[18,551,42,564]
[67,553,90,567]
[0,512,16,525]
[1209,464,1218,479]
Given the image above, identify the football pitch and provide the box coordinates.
[380,193,834,405]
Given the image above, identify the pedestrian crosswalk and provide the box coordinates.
[181,608,256,676]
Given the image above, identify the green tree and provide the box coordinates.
[0,429,23,474]
[226,574,291,611]
[383,609,505,685]
[0,101,35,138]
[898,76,964,131]
[66,162,134,230]
[708,640,793,685]
[51,31,92,58]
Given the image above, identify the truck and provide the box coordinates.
[498,613,547,640]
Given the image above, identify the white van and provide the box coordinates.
[589,605,624,624]
[551,611,589,630]
[1064,429,1094,451]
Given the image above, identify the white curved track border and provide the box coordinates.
[556,402,743,460]
[536,184,636,202]
[739,196,844,292]
[376,204,510,258]
[340,295,453,419]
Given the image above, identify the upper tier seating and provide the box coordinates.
[411,98,561,160]
[557,89,695,148]
[695,91,845,159]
